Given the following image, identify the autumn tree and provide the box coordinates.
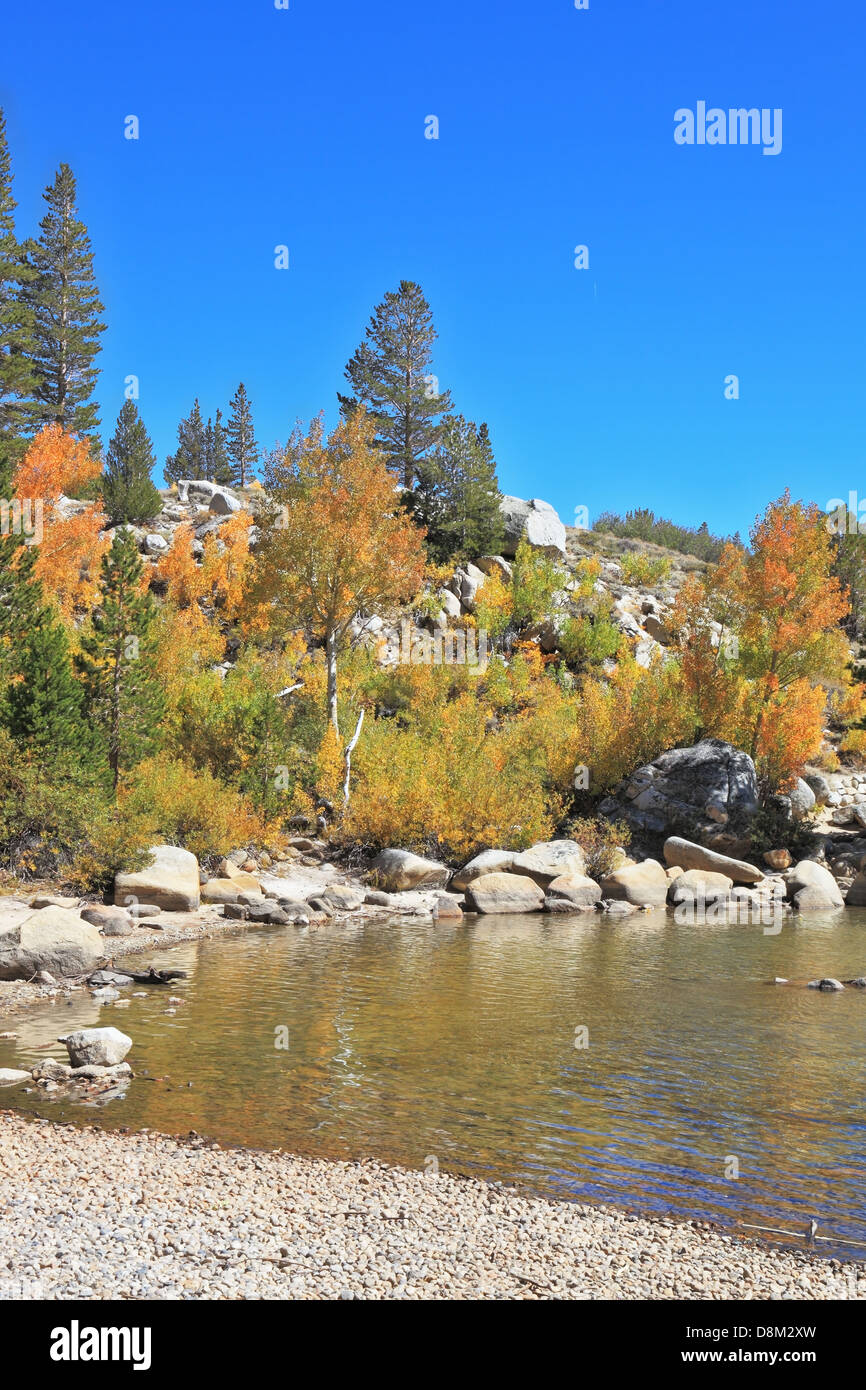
[0,108,38,450]
[75,527,163,787]
[338,280,453,492]
[25,164,105,440]
[12,423,106,616]
[102,400,162,525]
[674,492,850,787]
[226,382,258,486]
[252,410,426,733]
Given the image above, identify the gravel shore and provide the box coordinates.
[1,1112,863,1301]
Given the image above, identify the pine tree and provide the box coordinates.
[165,398,206,482]
[26,164,105,440]
[226,382,258,486]
[0,453,43,681]
[338,280,453,491]
[4,607,101,771]
[75,527,163,787]
[414,415,503,563]
[205,407,231,483]
[102,400,162,525]
[0,109,38,451]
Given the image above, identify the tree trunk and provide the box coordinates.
[342,708,365,812]
[326,628,339,736]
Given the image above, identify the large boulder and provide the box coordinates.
[663,836,764,885]
[60,1027,132,1067]
[0,908,103,981]
[785,860,844,911]
[499,496,567,559]
[464,873,545,915]
[668,869,733,907]
[545,873,602,909]
[508,840,586,887]
[845,870,866,907]
[602,740,760,840]
[369,849,449,892]
[115,845,200,912]
[599,859,668,907]
[789,778,816,820]
[452,850,516,892]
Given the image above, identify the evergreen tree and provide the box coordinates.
[75,527,163,787]
[338,280,453,491]
[0,109,38,450]
[414,415,503,563]
[4,608,101,771]
[205,407,231,483]
[226,382,258,486]
[165,398,206,482]
[25,163,105,440]
[102,400,162,525]
[0,454,43,682]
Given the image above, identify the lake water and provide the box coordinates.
[3,908,866,1254]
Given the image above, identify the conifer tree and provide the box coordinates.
[26,164,105,440]
[414,415,503,562]
[4,608,101,771]
[0,455,43,684]
[226,382,258,486]
[165,398,206,482]
[338,280,453,491]
[102,400,162,525]
[75,527,163,787]
[0,109,38,450]
[205,407,231,484]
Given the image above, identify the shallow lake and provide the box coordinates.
[4,908,866,1254]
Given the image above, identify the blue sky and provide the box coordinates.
[2,0,863,535]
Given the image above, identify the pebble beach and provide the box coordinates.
[1,1112,863,1301]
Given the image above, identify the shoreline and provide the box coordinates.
[1,1110,863,1300]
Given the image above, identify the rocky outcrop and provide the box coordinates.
[598,859,668,907]
[464,873,545,914]
[369,849,450,892]
[663,836,764,885]
[500,497,567,559]
[115,845,201,912]
[0,907,104,980]
[601,740,759,841]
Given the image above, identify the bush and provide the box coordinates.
[562,816,632,878]
[559,615,621,669]
[593,508,735,563]
[117,756,268,861]
[0,734,111,878]
[619,552,672,587]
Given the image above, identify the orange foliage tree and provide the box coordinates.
[12,423,106,616]
[250,410,427,734]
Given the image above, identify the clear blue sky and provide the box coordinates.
[2,0,864,535]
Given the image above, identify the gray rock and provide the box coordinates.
[0,1068,31,1086]
[599,860,668,907]
[785,860,845,910]
[806,978,845,991]
[803,771,831,806]
[608,740,760,840]
[663,836,764,885]
[451,850,516,892]
[0,908,104,981]
[60,1027,132,1067]
[789,778,817,820]
[80,905,135,937]
[545,873,602,908]
[115,844,200,912]
[499,496,567,558]
[464,872,545,915]
[370,849,449,892]
[509,840,586,888]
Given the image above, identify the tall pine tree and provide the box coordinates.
[414,415,503,563]
[165,398,206,482]
[338,280,453,492]
[204,407,231,483]
[102,400,162,525]
[26,164,105,440]
[0,108,38,451]
[226,382,258,486]
[75,527,163,788]
[4,609,101,772]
